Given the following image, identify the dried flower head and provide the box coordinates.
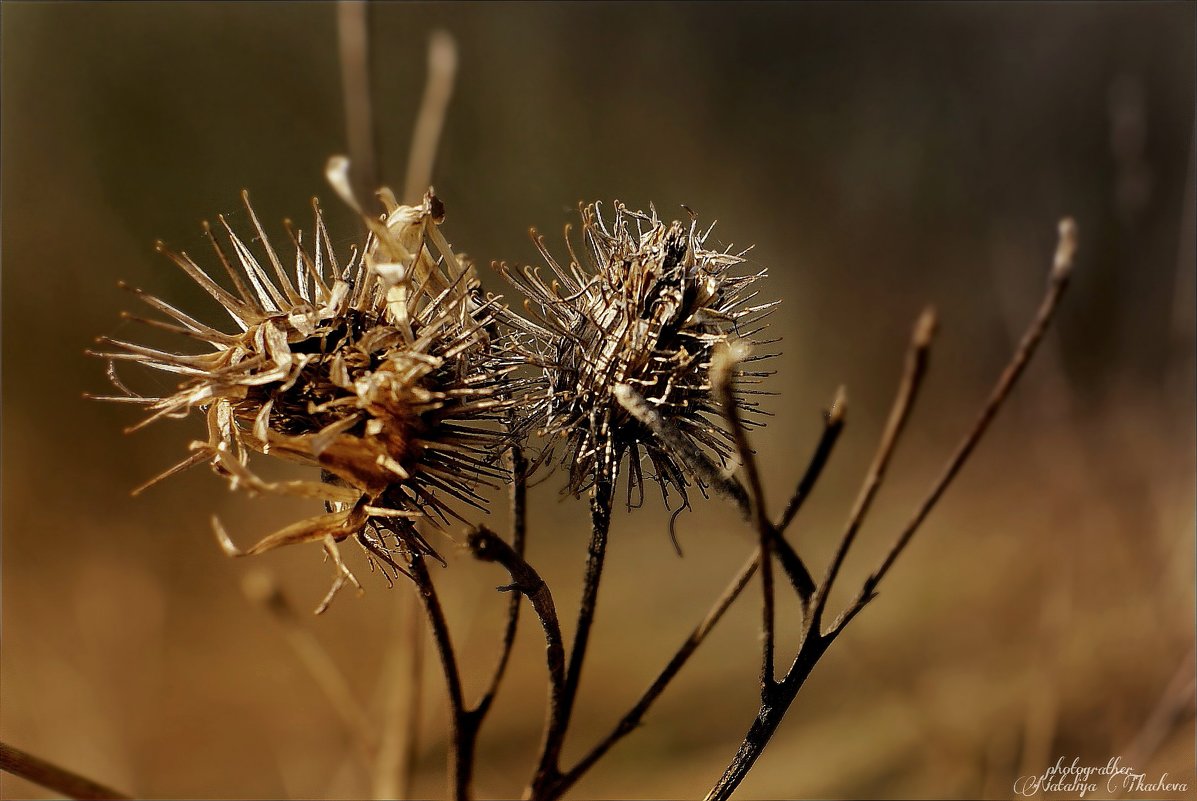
[496,201,776,507]
[90,188,519,602]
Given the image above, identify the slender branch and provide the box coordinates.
[467,526,566,702]
[703,633,831,801]
[404,31,458,204]
[853,219,1078,604]
[468,525,568,801]
[473,445,528,717]
[713,342,776,690]
[336,0,380,207]
[776,386,847,536]
[531,473,613,794]
[614,383,748,511]
[552,393,849,797]
[706,218,1078,800]
[405,546,474,801]
[615,382,817,600]
[1,741,130,801]
[810,306,936,631]
[400,453,529,801]
[553,553,760,798]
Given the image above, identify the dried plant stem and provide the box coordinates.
[810,306,937,630]
[467,526,567,750]
[704,637,832,801]
[406,449,528,800]
[615,384,820,600]
[0,741,130,801]
[405,549,475,801]
[474,446,529,715]
[404,31,458,204]
[713,342,777,689]
[551,554,759,798]
[543,397,846,800]
[777,387,847,535]
[704,219,1077,800]
[851,219,1077,605]
[529,474,614,795]
[336,0,380,205]
[467,524,567,800]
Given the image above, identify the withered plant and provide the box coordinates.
[0,23,1079,801]
[86,184,526,612]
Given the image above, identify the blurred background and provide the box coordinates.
[3,2,1194,799]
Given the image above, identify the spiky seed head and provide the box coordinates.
[496,201,776,508]
[90,190,521,603]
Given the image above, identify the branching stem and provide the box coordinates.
[705,218,1077,800]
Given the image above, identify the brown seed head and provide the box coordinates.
[495,201,776,508]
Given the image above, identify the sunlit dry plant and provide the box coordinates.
[496,202,776,508]
[88,186,521,607]
[35,23,1080,801]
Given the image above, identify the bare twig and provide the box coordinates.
[553,553,759,798]
[843,218,1078,620]
[530,474,614,794]
[549,393,848,798]
[811,307,936,631]
[776,386,847,536]
[615,383,818,600]
[404,546,474,801]
[1,741,130,801]
[713,341,777,690]
[467,526,567,707]
[468,524,568,800]
[706,218,1077,800]
[404,31,458,204]
[404,452,527,801]
[473,445,528,717]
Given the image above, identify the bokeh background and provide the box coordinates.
[3,2,1194,799]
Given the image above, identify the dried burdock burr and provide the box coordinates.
[89,188,522,607]
[496,201,777,508]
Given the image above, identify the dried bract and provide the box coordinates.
[90,190,520,599]
[496,202,775,507]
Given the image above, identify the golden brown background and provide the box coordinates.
[3,2,1194,799]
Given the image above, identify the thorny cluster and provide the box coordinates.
[90,184,769,605]
[90,158,1075,800]
[497,203,776,506]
